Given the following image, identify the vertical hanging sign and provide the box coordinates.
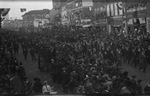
[146,17,150,33]
[106,2,124,17]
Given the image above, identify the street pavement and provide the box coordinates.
[15,44,63,94]
[121,62,150,93]
[14,44,150,94]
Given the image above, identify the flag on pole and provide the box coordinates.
[20,8,26,12]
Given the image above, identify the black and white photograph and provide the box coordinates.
[0,0,150,95]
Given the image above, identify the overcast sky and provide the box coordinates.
[0,1,53,19]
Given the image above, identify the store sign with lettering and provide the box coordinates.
[106,2,124,17]
[146,17,150,33]
[126,2,147,13]
[98,19,107,24]
[94,5,107,18]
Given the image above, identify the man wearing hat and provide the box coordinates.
[136,80,142,94]
[130,75,137,94]
[144,81,150,94]
[32,78,43,94]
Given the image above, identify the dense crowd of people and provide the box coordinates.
[0,26,150,95]
[0,30,29,94]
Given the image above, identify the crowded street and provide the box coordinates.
[14,43,63,94]
[0,25,150,95]
[1,0,150,95]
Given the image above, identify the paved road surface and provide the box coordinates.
[15,44,63,94]
[14,44,150,94]
[121,62,150,93]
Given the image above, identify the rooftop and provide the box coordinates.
[22,9,50,17]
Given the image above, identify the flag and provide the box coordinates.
[20,8,26,12]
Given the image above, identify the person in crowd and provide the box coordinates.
[144,82,150,94]
[136,79,142,94]
[61,67,69,93]
[10,74,24,94]
[23,46,28,60]
[130,75,137,94]
[139,50,147,73]
[32,78,43,94]
[1,24,150,95]
[76,82,85,94]
[42,81,52,95]
[120,86,131,94]
[17,62,26,83]
[30,47,36,61]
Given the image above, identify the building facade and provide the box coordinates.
[22,9,50,28]
[126,0,148,33]
[61,0,94,27]
[93,1,125,33]
[3,19,23,30]
[93,1,108,32]
[50,0,68,25]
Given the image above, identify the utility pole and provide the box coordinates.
[0,10,2,28]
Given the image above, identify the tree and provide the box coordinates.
[0,8,10,28]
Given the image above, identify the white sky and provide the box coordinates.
[0,1,53,19]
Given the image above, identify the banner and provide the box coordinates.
[147,17,150,33]
[82,0,93,7]
[106,2,124,17]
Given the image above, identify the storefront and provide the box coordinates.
[106,2,125,33]
[126,1,147,34]
[109,16,124,33]
[93,2,108,32]
[146,3,150,33]
[94,18,108,32]
[146,17,150,33]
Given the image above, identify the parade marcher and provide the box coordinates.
[17,62,26,83]
[10,74,24,94]
[139,50,147,73]
[130,75,137,94]
[61,67,69,93]
[23,46,28,60]
[30,47,36,61]
[136,79,142,94]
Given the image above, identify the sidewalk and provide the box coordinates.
[121,62,150,92]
